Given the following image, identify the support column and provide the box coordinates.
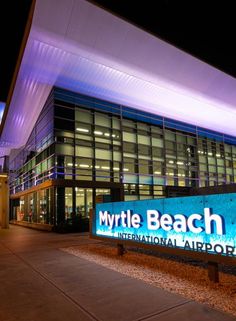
[207,261,219,283]
[0,174,9,229]
[117,243,125,256]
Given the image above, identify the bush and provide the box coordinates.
[54,217,89,233]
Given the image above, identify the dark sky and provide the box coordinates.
[0,0,235,103]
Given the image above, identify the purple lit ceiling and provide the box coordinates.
[1,0,236,156]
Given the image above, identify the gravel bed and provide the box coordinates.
[61,243,236,317]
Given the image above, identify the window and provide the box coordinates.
[138,134,150,145]
[75,108,92,123]
[96,160,111,181]
[152,137,164,148]
[95,149,111,160]
[75,158,92,180]
[123,132,136,143]
[56,144,74,156]
[76,146,93,158]
[95,112,110,127]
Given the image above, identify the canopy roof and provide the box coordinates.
[1,0,236,156]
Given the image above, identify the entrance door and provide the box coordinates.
[95,188,111,204]
[75,188,93,218]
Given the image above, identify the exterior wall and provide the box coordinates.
[9,87,236,229]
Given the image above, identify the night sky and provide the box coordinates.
[0,0,235,103]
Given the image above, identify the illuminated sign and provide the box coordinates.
[92,193,236,258]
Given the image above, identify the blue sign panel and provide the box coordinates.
[92,193,236,257]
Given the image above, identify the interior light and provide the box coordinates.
[101,166,110,170]
[94,131,103,135]
[104,133,110,137]
[67,163,73,166]
[76,128,89,133]
[169,160,174,164]
[79,164,90,168]
[123,168,129,171]
[113,167,119,171]
[176,161,184,165]
[154,171,161,175]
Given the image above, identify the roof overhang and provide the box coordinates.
[1,0,236,156]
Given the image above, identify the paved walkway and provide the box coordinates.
[0,225,235,321]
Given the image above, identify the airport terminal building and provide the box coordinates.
[8,87,236,230]
[1,0,236,231]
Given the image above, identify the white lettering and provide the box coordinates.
[99,208,225,235]
[147,210,160,230]
[99,210,141,229]
[121,211,127,227]
[160,214,173,231]
[107,214,115,230]
[115,214,120,227]
[132,213,141,228]
[173,214,187,232]
[204,208,224,235]
[99,210,108,226]
[187,214,203,233]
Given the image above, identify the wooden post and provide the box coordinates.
[207,261,219,283]
[117,243,125,256]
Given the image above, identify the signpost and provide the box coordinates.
[91,193,236,282]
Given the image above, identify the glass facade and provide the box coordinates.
[9,87,236,230]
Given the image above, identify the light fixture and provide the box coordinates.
[79,164,90,168]
[94,131,103,135]
[76,128,89,133]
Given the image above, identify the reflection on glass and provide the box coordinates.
[65,187,73,220]
[76,188,93,218]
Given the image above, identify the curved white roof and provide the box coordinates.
[1,0,236,156]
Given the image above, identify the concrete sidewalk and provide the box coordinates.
[0,225,235,321]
